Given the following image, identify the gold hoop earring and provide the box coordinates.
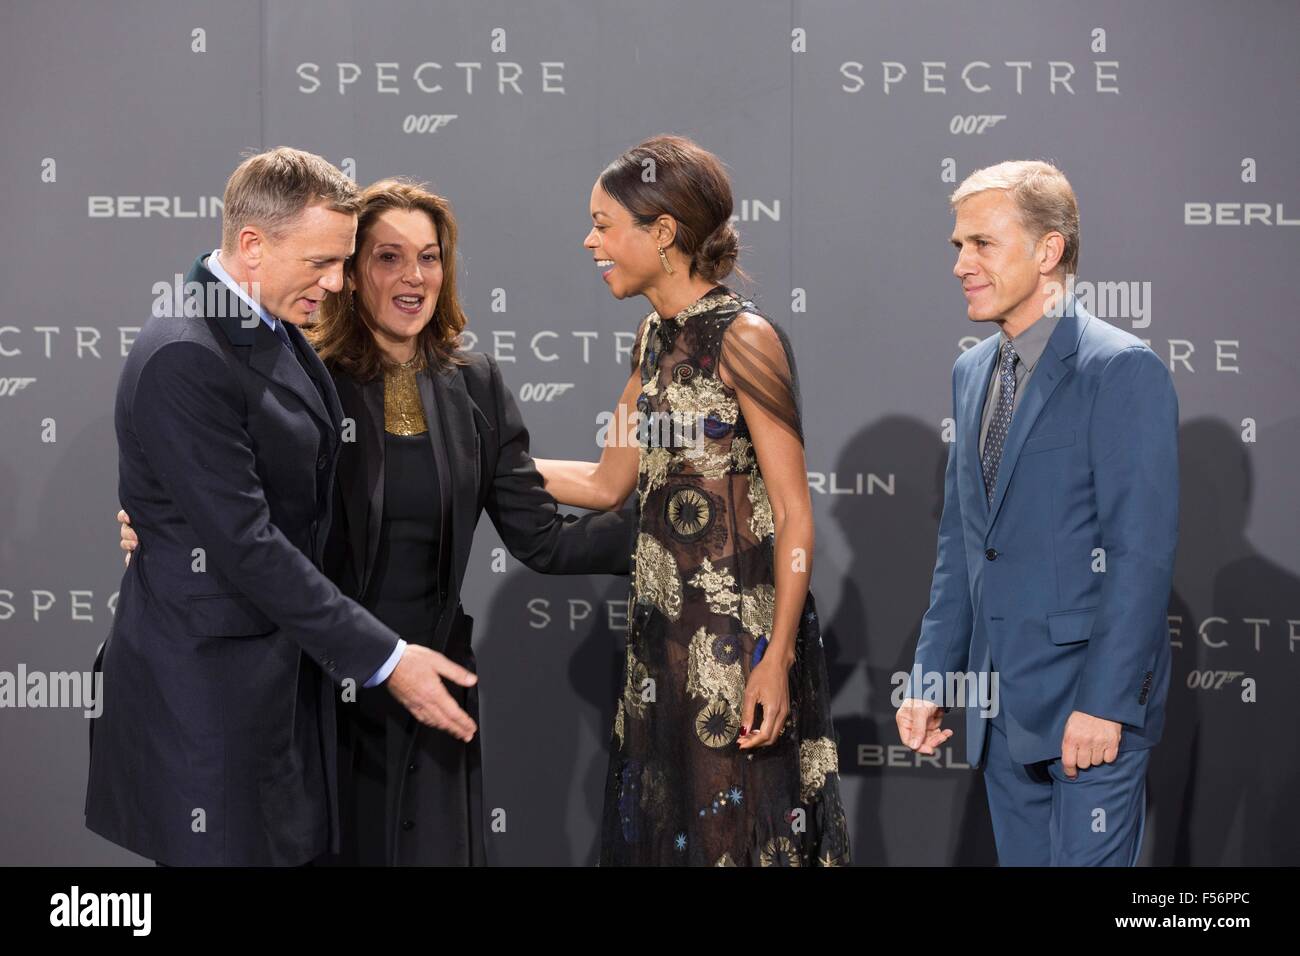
[658,247,675,275]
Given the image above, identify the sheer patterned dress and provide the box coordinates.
[598,285,851,866]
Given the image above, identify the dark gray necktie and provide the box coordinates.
[272,318,293,351]
[981,339,1018,505]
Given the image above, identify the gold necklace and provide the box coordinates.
[383,351,428,435]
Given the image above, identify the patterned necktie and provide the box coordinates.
[981,339,1018,505]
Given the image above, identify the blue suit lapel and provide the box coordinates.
[962,336,1001,519]
[984,302,1090,535]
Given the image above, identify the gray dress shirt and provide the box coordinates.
[978,311,1063,457]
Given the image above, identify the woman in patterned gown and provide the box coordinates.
[535,136,851,866]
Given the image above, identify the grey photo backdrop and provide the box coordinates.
[1,0,1296,865]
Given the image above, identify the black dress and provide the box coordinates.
[599,286,852,866]
[336,428,485,866]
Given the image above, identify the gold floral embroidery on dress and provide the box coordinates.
[666,373,738,425]
[740,584,776,639]
[694,697,740,748]
[646,291,736,327]
[731,435,755,471]
[383,358,428,435]
[633,533,682,621]
[687,558,740,617]
[638,446,673,495]
[635,319,652,366]
[682,442,734,480]
[747,471,776,540]
[760,836,802,867]
[799,737,840,803]
[714,851,736,867]
[686,626,744,716]
[612,699,625,748]
[623,647,650,719]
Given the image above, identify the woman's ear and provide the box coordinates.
[653,214,677,249]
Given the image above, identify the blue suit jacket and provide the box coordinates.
[911,299,1179,767]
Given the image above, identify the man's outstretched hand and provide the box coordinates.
[122,507,480,742]
[386,644,479,742]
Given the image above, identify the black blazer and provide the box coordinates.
[326,351,635,865]
[327,351,634,649]
[86,253,404,866]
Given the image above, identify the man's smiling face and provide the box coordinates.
[950,189,1047,325]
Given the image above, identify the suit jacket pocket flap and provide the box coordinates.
[1047,606,1097,644]
[1022,429,1076,455]
[187,593,276,638]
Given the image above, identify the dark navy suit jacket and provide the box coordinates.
[86,253,402,865]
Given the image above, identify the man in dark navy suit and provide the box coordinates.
[899,161,1179,865]
[86,148,473,865]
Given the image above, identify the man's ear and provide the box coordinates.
[1038,231,1065,275]
[237,226,265,267]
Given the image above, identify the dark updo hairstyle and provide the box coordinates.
[598,134,746,285]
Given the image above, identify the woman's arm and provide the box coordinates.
[728,315,813,670]
[477,354,635,575]
[721,313,814,750]
[533,369,642,512]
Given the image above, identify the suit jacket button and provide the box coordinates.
[316,453,328,470]
[985,548,999,561]
[401,819,415,831]
[407,762,417,774]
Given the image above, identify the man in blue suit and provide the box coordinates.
[898,161,1179,865]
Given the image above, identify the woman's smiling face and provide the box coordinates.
[353,207,443,350]
[583,180,663,300]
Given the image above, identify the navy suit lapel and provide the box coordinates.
[984,304,1089,534]
[284,322,341,430]
[187,254,335,431]
[248,321,333,431]
[332,374,384,597]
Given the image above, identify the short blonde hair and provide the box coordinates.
[950,160,1079,275]
[221,146,361,252]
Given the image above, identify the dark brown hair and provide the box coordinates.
[599,134,746,284]
[308,178,469,380]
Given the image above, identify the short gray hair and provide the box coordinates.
[221,146,361,252]
[950,160,1079,275]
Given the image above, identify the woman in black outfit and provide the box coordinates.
[122,178,633,865]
